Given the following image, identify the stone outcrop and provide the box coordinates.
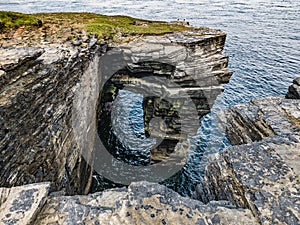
[194,134,300,225]
[0,39,103,195]
[98,30,232,165]
[286,77,300,99]
[0,22,231,197]
[7,12,300,225]
[0,182,50,225]
[35,181,257,225]
[0,181,258,225]
[226,97,299,145]
[194,79,300,225]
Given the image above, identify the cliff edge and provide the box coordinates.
[194,77,300,225]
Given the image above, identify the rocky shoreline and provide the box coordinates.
[0,12,299,225]
[2,80,299,224]
[193,78,300,224]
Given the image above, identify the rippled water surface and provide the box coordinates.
[2,0,299,196]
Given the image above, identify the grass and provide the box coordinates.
[35,12,193,40]
[0,11,195,43]
[0,11,41,30]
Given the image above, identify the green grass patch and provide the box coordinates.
[0,11,41,30]
[82,13,191,37]
[35,12,192,39]
[0,11,195,42]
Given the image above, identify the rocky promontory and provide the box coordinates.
[1,11,299,225]
[0,11,232,193]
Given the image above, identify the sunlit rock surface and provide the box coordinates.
[0,182,50,225]
[34,181,257,225]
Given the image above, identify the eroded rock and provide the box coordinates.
[194,83,300,224]
[98,29,232,165]
[35,181,258,225]
[226,97,300,145]
[0,42,103,195]
[0,182,50,225]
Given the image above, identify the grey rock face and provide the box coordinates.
[98,30,232,165]
[194,90,300,224]
[226,97,299,145]
[194,135,300,225]
[0,28,232,195]
[0,182,50,225]
[286,77,300,99]
[34,181,257,225]
[0,41,103,195]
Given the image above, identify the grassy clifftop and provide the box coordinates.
[0,11,193,44]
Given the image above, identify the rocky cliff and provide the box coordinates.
[3,11,299,225]
[0,11,232,196]
[97,30,232,169]
[194,77,300,224]
[0,41,103,195]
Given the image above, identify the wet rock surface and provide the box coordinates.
[286,77,300,99]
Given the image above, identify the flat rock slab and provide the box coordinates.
[0,182,50,225]
[35,181,258,225]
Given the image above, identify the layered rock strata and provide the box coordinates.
[0,39,103,195]
[98,30,232,165]
[0,26,232,194]
[194,79,300,225]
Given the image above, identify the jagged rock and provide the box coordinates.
[194,135,300,225]
[194,86,300,224]
[0,182,50,225]
[98,29,232,165]
[226,97,300,145]
[35,181,258,225]
[0,28,232,195]
[0,43,102,195]
[0,48,44,72]
[286,77,300,99]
